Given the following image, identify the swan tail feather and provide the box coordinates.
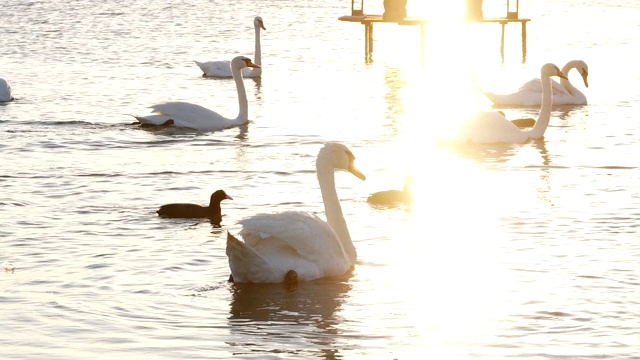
[226,231,277,283]
[133,114,175,126]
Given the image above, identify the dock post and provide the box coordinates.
[521,21,527,63]
[419,22,425,63]
[365,22,374,62]
[500,23,506,62]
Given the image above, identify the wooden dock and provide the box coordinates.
[338,15,531,63]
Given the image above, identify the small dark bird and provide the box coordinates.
[157,189,232,224]
[367,176,413,206]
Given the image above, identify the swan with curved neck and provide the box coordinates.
[195,17,265,78]
[457,63,567,144]
[483,60,589,106]
[0,78,14,102]
[134,56,259,131]
[226,142,366,284]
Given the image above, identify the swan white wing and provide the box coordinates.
[195,60,233,77]
[134,114,174,125]
[151,101,223,119]
[238,211,351,275]
[516,78,542,92]
[226,233,284,283]
[196,61,261,78]
[486,78,571,106]
[148,101,233,130]
[457,111,528,144]
[483,91,544,106]
[228,232,322,282]
[518,78,570,96]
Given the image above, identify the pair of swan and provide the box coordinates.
[0,78,13,102]
[227,142,366,285]
[195,16,265,78]
[134,56,259,131]
[483,60,589,106]
[456,63,567,144]
[135,17,265,131]
[157,189,233,225]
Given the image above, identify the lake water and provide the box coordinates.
[1,0,639,358]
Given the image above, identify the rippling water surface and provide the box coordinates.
[1,0,639,358]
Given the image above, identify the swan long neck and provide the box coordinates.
[317,151,357,264]
[254,26,262,66]
[233,65,249,122]
[560,60,580,95]
[528,72,553,139]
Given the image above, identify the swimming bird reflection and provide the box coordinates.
[227,278,352,358]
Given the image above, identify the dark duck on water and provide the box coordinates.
[157,189,232,224]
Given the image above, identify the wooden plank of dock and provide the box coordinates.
[338,15,531,63]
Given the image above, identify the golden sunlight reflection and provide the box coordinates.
[409,2,465,20]
[362,154,534,346]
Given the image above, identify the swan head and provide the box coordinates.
[319,142,366,181]
[542,63,568,80]
[231,56,260,70]
[576,60,589,88]
[254,16,266,30]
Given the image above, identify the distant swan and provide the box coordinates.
[157,189,232,224]
[367,176,412,206]
[226,142,366,284]
[483,60,588,106]
[134,56,259,131]
[455,63,567,144]
[0,78,14,102]
[195,17,266,78]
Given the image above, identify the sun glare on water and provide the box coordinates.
[409,2,465,20]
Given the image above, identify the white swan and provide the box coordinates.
[226,142,366,284]
[483,60,589,106]
[134,56,259,131]
[0,78,14,102]
[195,16,265,78]
[455,63,567,144]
